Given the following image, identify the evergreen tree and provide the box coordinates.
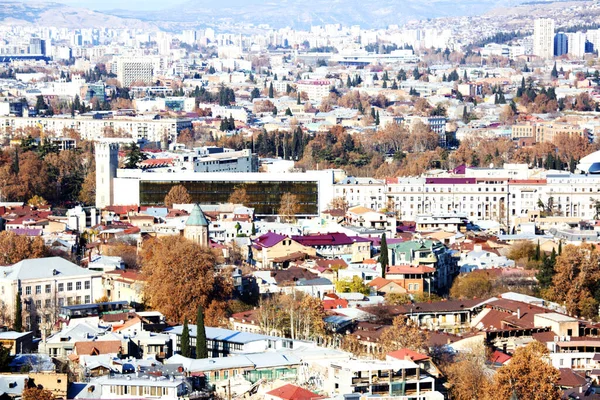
[397,69,407,81]
[285,107,293,116]
[373,73,379,81]
[14,293,22,332]
[250,88,260,101]
[347,76,352,88]
[196,305,208,359]
[391,80,398,90]
[181,319,191,357]
[124,142,147,169]
[379,233,389,278]
[463,70,468,81]
[297,93,301,105]
[371,107,376,120]
[536,249,556,289]
[72,95,80,117]
[534,241,541,261]
[375,110,380,126]
[382,80,387,88]
[412,67,421,80]
[551,62,558,78]
[558,241,562,255]
[34,95,47,112]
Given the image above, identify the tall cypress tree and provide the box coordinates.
[379,233,389,278]
[268,82,274,99]
[196,305,208,359]
[14,293,22,332]
[181,319,190,357]
[534,241,541,261]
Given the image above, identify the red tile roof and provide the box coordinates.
[323,298,349,310]
[265,384,323,400]
[386,265,436,275]
[387,348,430,362]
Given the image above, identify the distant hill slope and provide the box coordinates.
[106,0,522,29]
[0,1,156,29]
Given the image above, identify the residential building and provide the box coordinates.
[0,257,104,335]
[325,359,442,399]
[533,18,555,59]
[117,57,154,87]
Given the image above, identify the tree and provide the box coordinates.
[268,82,274,98]
[27,195,47,208]
[123,142,146,169]
[196,304,208,359]
[335,276,370,295]
[450,270,495,299]
[379,316,429,356]
[551,62,558,79]
[228,186,249,205]
[141,236,232,324]
[489,341,560,400]
[14,293,22,332]
[0,231,48,265]
[385,292,411,305]
[22,387,55,400]
[548,244,600,319]
[278,192,300,223]
[379,233,389,278]
[181,319,191,357]
[250,87,260,101]
[446,342,492,400]
[164,185,192,208]
[328,196,349,213]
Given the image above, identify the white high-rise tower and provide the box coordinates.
[533,18,555,59]
[95,142,119,209]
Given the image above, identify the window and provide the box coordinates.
[35,300,41,308]
[58,283,64,292]
[85,281,91,290]
[67,282,73,291]
[25,286,31,295]
[85,295,90,304]
[35,285,41,294]
[45,284,51,294]
[58,298,64,307]
[76,282,81,290]
[45,299,51,308]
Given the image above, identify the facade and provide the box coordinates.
[0,115,192,142]
[533,18,556,59]
[296,79,334,102]
[325,359,441,399]
[554,32,568,56]
[172,148,257,173]
[183,204,209,247]
[95,142,119,209]
[0,257,103,335]
[117,57,154,87]
[111,169,335,216]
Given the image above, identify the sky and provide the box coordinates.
[27,0,187,11]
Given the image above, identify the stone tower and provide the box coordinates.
[184,204,209,247]
[95,142,119,209]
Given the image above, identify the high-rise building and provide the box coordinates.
[116,57,154,87]
[95,142,119,209]
[554,32,568,56]
[567,32,586,58]
[533,18,555,59]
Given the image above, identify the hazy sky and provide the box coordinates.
[39,0,187,11]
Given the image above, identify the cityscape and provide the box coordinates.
[2,0,600,399]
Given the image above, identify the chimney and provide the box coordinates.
[517,307,521,319]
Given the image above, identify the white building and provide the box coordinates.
[533,18,555,59]
[117,57,154,87]
[567,32,586,58]
[296,79,335,102]
[0,258,104,335]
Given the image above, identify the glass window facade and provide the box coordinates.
[139,180,319,215]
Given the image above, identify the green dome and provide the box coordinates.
[186,204,209,227]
